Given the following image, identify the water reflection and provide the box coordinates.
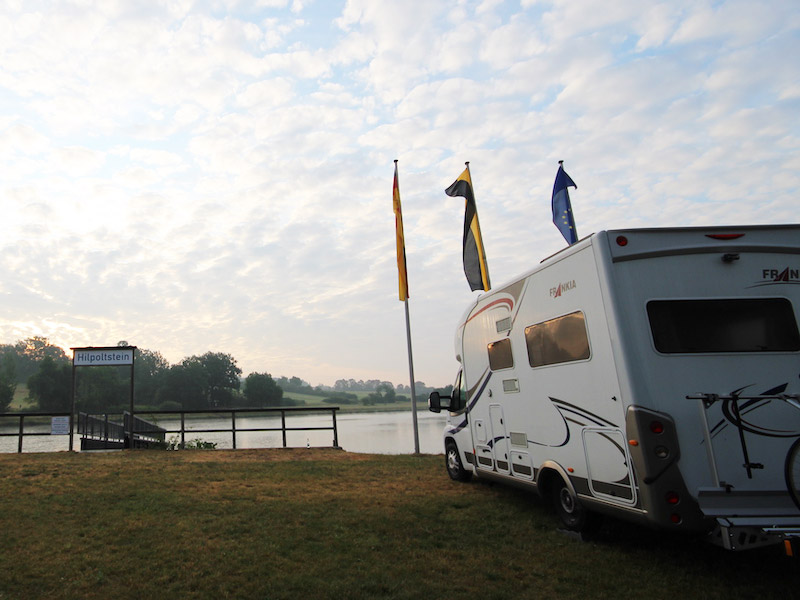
[0,410,448,455]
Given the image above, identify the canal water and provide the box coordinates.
[0,409,448,455]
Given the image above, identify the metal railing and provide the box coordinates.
[139,407,340,450]
[1,407,340,453]
[78,412,167,450]
[0,412,73,453]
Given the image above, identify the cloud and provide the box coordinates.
[0,0,797,389]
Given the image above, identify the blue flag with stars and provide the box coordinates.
[551,163,578,245]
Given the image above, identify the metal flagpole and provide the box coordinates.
[404,298,420,454]
[394,159,419,454]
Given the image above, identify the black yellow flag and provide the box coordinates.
[445,164,490,292]
[393,161,409,301]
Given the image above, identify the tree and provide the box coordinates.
[133,348,170,406]
[27,356,71,411]
[9,337,68,384]
[243,373,283,407]
[185,352,242,408]
[362,383,398,405]
[275,376,310,393]
[75,366,128,413]
[157,363,206,410]
[0,352,16,412]
[157,352,241,410]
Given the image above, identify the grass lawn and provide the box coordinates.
[0,449,796,599]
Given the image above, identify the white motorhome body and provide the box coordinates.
[431,225,800,550]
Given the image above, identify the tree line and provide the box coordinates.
[0,337,450,413]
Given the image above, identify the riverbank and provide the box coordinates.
[0,449,796,599]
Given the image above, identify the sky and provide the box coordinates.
[0,0,798,389]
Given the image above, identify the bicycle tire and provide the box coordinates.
[786,437,800,511]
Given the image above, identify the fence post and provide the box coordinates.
[17,415,24,453]
[281,410,287,448]
[231,411,237,450]
[180,412,185,449]
[331,409,339,448]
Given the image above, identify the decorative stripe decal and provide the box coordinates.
[550,398,618,427]
[465,297,514,325]
[446,418,468,435]
[709,382,800,439]
[466,370,492,412]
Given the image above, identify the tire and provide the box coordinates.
[551,477,596,532]
[445,441,472,482]
[786,437,800,511]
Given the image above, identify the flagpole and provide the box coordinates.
[393,159,420,454]
[404,298,420,454]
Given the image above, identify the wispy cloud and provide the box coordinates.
[0,0,797,387]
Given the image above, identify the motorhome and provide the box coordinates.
[429,225,800,552]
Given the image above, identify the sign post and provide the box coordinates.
[71,346,136,450]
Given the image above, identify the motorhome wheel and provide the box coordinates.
[553,479,589,531]
[445,441,472,482]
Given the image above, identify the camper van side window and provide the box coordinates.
[488,338,514,371]
[647,298,800,353]
[524,311,591,368]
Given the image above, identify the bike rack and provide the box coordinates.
[687,392,800,552]
[687,392,800,482]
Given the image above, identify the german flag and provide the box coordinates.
[393,161,409,301]
[445,164,491,292]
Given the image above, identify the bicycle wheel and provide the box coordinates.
[786,437,800,511]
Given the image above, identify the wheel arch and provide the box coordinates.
[536,461,577,503]
[444,434,458,451]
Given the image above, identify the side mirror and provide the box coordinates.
[428,391,451,413]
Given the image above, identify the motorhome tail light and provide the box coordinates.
[665,491,680,505]
[650,421,664,434]
[705,233,744,240]
[628,439,639,447]
[654,445,669,459]
[616,235,628,246]
[670,513,682,524]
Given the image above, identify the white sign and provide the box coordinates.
[73,349,134,366]
[51,416,70,436]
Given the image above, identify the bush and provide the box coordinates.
[277,397,305,407]
[324,397,355,404]
[165,436,218,450]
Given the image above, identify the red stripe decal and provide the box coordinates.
[465,297,514,324]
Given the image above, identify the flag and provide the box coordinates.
[552,162,578,245]
[445,164,491,292]
[393,161,409,301]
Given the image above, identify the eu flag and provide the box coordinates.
[551,162,578,245]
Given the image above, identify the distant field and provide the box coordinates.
[283,390,418,412]
[0,449,796,599]
[5,386,420,414]
[9,384,32,411]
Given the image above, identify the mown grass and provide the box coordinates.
[8,385,32,412]
[0,449,796,600]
